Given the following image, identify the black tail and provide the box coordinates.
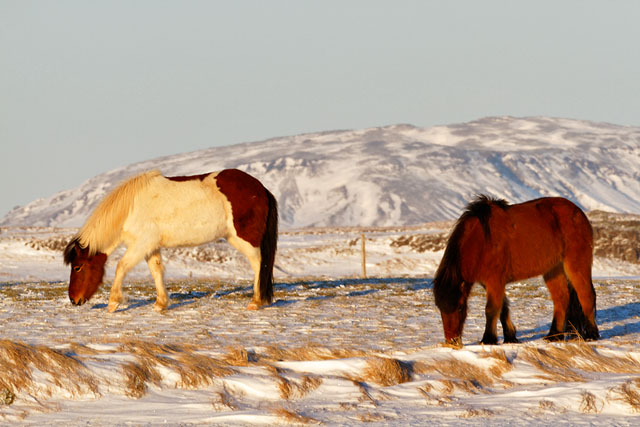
[258,189,278,305]
[565,281,600,340]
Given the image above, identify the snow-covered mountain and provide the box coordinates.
[3,116,640,229]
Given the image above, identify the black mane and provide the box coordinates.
[63,237,81,265]
[433,195,509,312]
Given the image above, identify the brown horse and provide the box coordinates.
[63,169,278,312]
[433,195,599,345]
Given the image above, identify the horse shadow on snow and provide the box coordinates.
[89,278,432,312]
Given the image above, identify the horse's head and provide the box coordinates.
[440,304,467,345]
[63,238,107,305]
[435,281,471,345]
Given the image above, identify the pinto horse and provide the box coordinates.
[433,195,599,345]
[63,169,278,312]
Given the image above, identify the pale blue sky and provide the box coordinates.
[2,1,639,218]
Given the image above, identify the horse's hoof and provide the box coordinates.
[107,301,120,313]
[153,303,167,312]
[246,301,260,310]
[480,335,499,345]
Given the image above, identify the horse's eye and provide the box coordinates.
[73,266,83,273]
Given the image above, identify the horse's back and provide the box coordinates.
[501,197,591,280]
[123,172,230,247]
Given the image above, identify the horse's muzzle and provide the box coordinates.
[70,296,86,306]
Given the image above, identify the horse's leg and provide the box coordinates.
[563,259,599,340]
[500,296,518,343]
[146,250,168,312]
[481,280,505,345]
[108,248,145,313]
[542,264,570,341]
[227,235,263,310]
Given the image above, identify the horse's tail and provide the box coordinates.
[258,188,278,305]
[77,170,160,255]
[565,282,588,337]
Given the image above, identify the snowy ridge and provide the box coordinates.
[2,116,640,228]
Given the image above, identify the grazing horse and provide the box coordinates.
[63,169,278,312]
[433,195,599,345]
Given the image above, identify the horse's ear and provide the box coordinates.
[63,238,81,265]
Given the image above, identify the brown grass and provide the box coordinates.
[518,345,586,383]
[223,346,255,366]
[361,356,412,387]
[271,406,322,424]
[538,399,560,413]
[0,387,15,405]
[118,340,235,391]
[211,384,242,411]
[0,340,98,399]
[609,379,640,413]
[424,357,498,394]
[261,344,365,362]
[519,342,640,384]
[459,407,496,418]
[479,348,514,377]
[122,361,161,398]
[579,390,601,414]
[267,366,323,399]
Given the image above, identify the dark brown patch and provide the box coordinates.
[215,169,269,248]
[166,173,211,182]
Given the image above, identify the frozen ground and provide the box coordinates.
[1,226,640,425]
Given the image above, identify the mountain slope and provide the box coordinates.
[2,116,640,229]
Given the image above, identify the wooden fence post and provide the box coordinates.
[361,233,367,278]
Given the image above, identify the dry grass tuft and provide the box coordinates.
[609,380,640,413]
[173,352,235,388]
[211,384,242,411]
[479,348,514,377]
[518,345,586,383]
[223,346,256,366]
[118,339,235,390]
[357,411,389,422]
[267,366,323,400]
[538,399,557,412]
[418,384,455,407]
[428,358,497,394]
[0,339,98,400]
[459,407,496,418]
[122,361,161,398]
[579,390,601,414]
[0,386,15,405]
[561,343,640,374]
[361,356,412,387]
[519,342,640,384]
[262,344,365,362]
[67,342,102,356]
[271,406,321,424]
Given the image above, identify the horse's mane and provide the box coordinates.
[76,170,161,255]
[433,195,509,312]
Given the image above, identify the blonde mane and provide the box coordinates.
[77,170,161,255]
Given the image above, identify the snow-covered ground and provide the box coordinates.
[1,226,640,425]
